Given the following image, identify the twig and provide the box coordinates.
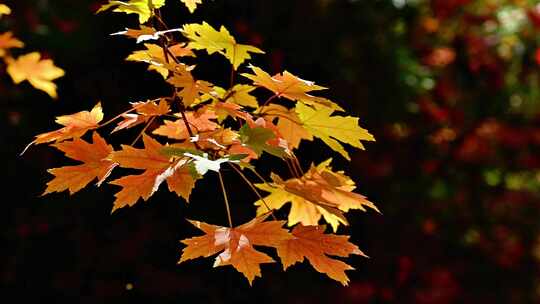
[228,164,277,220]
[218,171,233,227]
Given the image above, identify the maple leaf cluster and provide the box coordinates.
[24,0,378,285]
[0,4,64,98]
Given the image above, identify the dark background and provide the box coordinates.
[2,0,540,303]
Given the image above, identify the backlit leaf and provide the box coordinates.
[0,32,24,57]
[255,159,378,231]
[182,22,264,70]
[109,134,196,211]
[180,0,202,13]
[23,103,103,153]
[44,132,117,195]
[242,66,343,111]
[179,215,292,285]
[97,0,166,23]
[6,52,64,98]
[276,225,366,286]
[295,102,375,160]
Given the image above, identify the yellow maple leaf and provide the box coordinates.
[255,159,378,231]
[0,4,10,18]
[180,0,202,13]
[276,225,367,286]
[96,0,166,24]
[182,22,264,70]
[43,132,117,195]
[0,32,24,57]
[242,65,344,111]
[220,84,259,108]
[6,52,64,98]
[126,43,194,78]
[295,102,375,160]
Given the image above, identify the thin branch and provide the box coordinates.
[291,154,305,176]
[130,116,156,146]
[218,171,233,228]
[178,104,202,150]
[261,94,279,108]
[228,164,277,221]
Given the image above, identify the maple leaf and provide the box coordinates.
[261,104,312,150]
[255,159,378,231]
[0,4,10,18]
[127,43,194,78]
[183,152,238,175]
[111,25,157,42]
[43,132,117,195]
[210,101,252,123]
[167,71,213,106]
[97,0,165,23]
[182,22,264,70]
[6,52,64,98]
[217,84,259,108]
[242,65,343,111]
[23,103,104,154]
[0,32,24,57]
[109,134,196,211]
[276,225,366,286]
[238,123,287,158]
[180,0,202,13]
[295,102,375,160]
[153,108,218,140]
[179,215,292,285]
[112,98,170,133]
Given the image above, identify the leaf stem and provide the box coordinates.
[228,164,277,221]
[218,171,233,228]
[291,154,305,175]
[261,94,279,108]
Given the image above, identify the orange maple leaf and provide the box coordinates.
[109,134,196,211]
[261,104,311,150]
[276,225,366,286]
[242,66,343,111]
[112,98,170,133]
[153,108,218,140]
[167,71,213,107]
[22,103,103,154]
[0,31,24,57]
[179,215,292,285]
[43,132,117,195]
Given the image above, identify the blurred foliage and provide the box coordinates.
[1,0,540,303]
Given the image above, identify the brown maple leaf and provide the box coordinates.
[276,224,366,286]
[179,215,292,285]
[43,132,117,195]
